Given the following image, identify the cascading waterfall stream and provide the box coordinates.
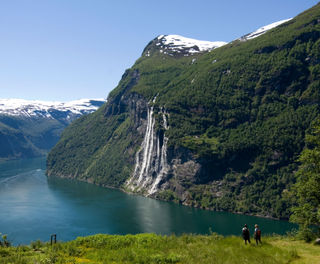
[149,111,169,194]
[137,106,155,185]
[126,100,169,195]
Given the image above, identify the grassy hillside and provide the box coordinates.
[0,234,319,264]
[47,3,320,219]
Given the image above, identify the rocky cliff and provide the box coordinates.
[47,3,320,219]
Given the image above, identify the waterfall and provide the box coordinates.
[149,112,169,194]
[126,101,169,195]
[137,106,155,185]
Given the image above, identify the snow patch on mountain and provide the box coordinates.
[155,35,227,56]
[0,98,105,118]
[152,18,292,57]
[239,18,292,41]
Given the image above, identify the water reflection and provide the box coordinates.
[47,176,175,235]
[47,176,297,236]
[0,157,46,180]
[0,158,297,245]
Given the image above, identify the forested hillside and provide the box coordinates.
[0,99,104,160]
[47,3,320,219]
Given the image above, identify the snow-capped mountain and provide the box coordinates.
[0,98,105,119]
[239,18,292,41]
[152,35,227,56]
[145,18,292,57]
[0,98,105,160]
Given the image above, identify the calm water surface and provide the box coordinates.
[0,158,297,245]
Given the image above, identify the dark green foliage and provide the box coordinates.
[0,124,40,161]
[157,190,180,203]
[0,234,11,248]
[47,104,138,187]
[47,3,320,218]
[290,120,320,239]
[0,115,74,161]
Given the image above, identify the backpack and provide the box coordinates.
[242,227,249,238]
[256,229,261,236]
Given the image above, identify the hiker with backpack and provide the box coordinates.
[254,224,262,245]
[242,224,250,244]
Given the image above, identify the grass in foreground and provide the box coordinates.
[0,233,319,264]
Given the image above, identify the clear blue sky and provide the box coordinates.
[0,0,318,101]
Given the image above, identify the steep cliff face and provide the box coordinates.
[125,100,170,195]
[108,92,205,200]
[47,3,320,219]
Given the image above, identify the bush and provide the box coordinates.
[296,226,316,242]
[0,234,11,247]
[31,240,44,250]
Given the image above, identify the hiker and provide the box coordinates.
[254,224,262,245]
[242,224,250,244]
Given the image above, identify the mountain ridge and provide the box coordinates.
[238,18,292,41]
[47,3,320,219]
[0,98,105,160]
[0,98,104,118]
[143,18,293,57]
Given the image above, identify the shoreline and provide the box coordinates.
[47,172,291,223]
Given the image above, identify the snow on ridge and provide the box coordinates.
[154,18,292,56]
[0,98,105,117]
[156,34,227,55]
[240,18,292,41]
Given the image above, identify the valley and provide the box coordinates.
[0,4,319,262]
[0,99,105,160]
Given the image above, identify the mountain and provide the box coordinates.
[0,98,104,118]
[238,18,292,41]
[149,35,227,56]
[47,3,320,219]
[0,98,105,160]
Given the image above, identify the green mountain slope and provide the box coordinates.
[47,3,320,219]
[0,115,71,160]
[0,100,104,161]
[0,120,41,159]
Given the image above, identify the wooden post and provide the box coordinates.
[50,234,57,245]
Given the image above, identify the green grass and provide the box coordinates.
[0,234,319,264]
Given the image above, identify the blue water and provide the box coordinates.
[0,157,297,245]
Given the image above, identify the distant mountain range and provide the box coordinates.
[47,2,320,219]
[0,98,105,160]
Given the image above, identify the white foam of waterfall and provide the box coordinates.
[137,106,155,184]
[149,112,169,194]
[126,103,169,194]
